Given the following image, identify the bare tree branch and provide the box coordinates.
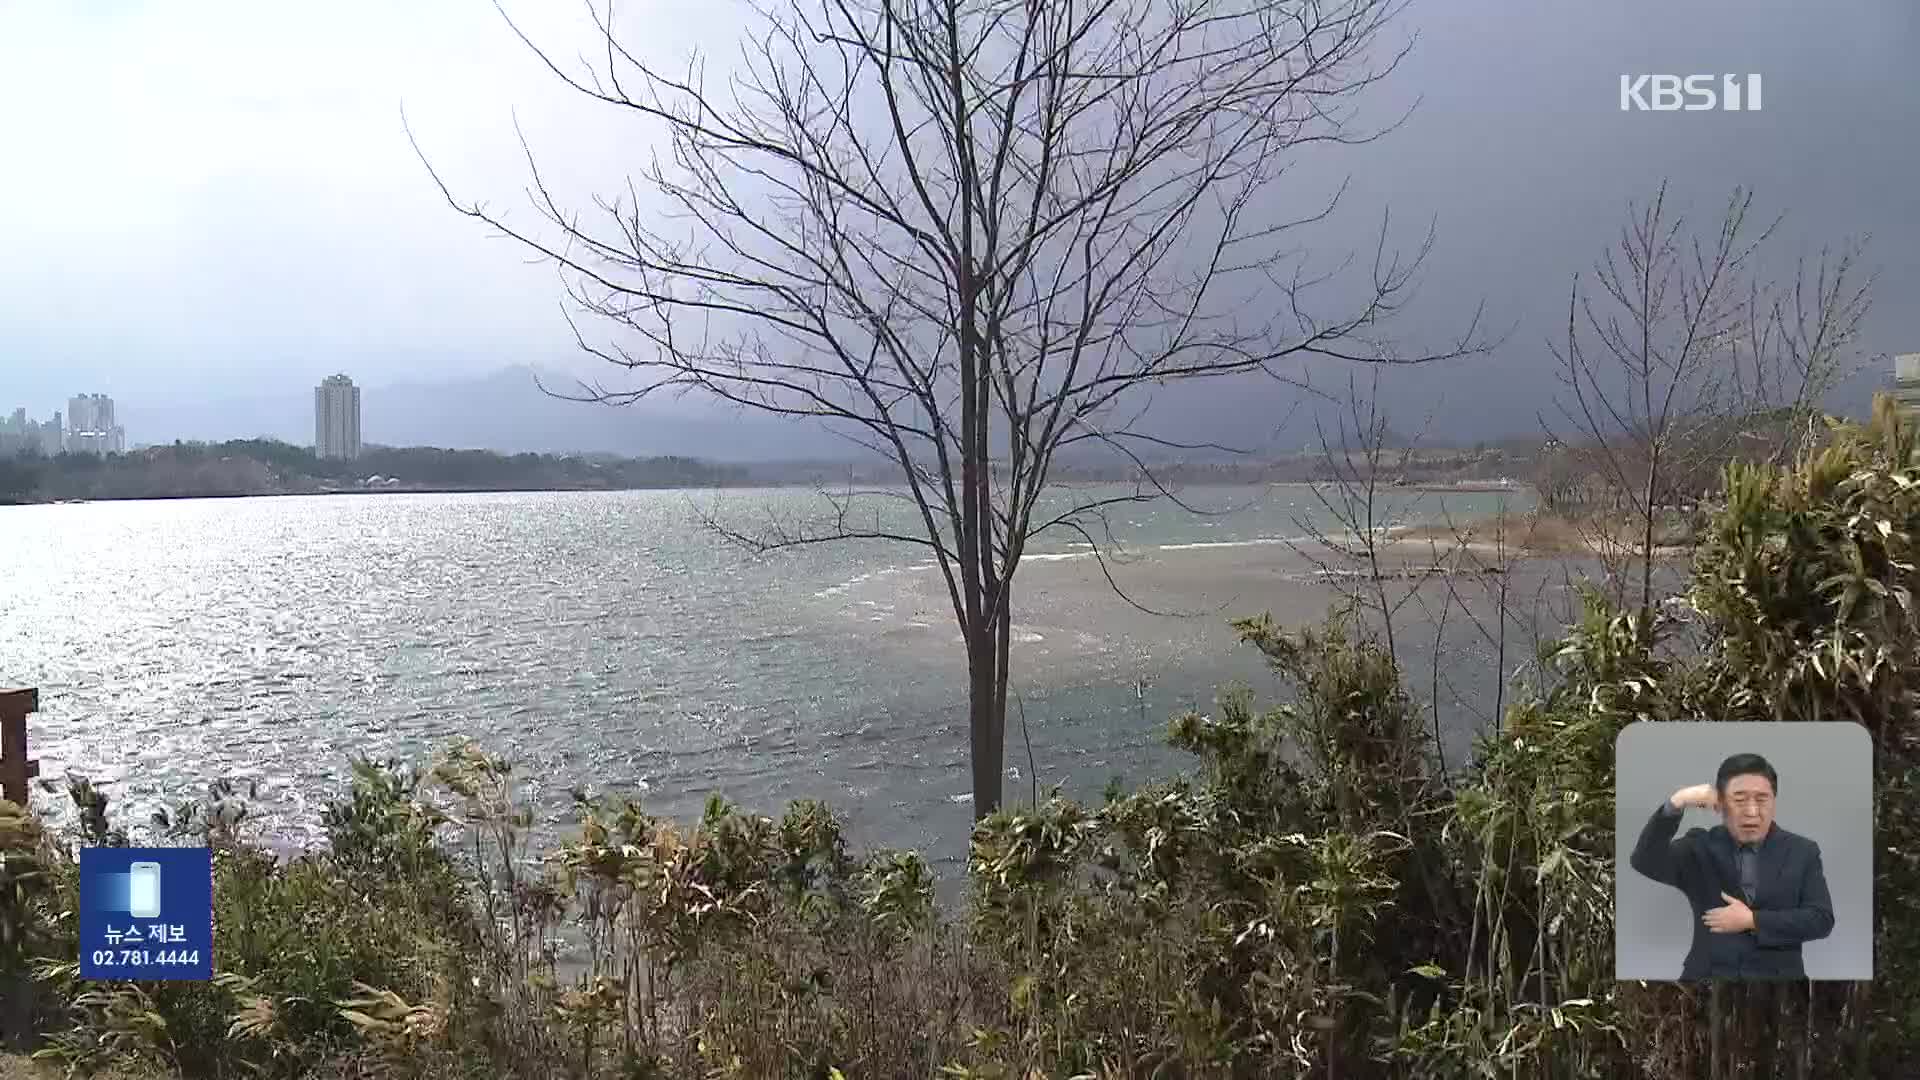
[1542,182,1872,618]
[422,0,1490,817]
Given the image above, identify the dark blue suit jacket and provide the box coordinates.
[1629,802,1835,979]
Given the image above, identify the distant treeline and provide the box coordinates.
[0,439,754,503]
[0,434,1571,504]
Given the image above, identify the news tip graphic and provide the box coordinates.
[79,847,213,981]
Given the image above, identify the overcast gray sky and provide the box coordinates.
[2,0,1914,445]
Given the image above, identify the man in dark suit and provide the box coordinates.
[1629,753,1835,979]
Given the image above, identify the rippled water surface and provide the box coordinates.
[1,485,1527,863]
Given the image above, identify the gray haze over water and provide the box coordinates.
[1,485,1540,865]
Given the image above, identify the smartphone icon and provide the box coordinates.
[128,862,162,920]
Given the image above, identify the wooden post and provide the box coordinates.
[0,687,39,807]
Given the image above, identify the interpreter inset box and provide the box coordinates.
[79,847,213,981]
[1615,722,1872,981]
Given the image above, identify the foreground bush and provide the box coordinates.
[4,400,1919,1077]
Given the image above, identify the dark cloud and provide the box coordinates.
[3,0,1912,450]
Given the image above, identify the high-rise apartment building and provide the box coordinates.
[1896,354,1920,417]
[0,407,71,457]
[64,393,124,454]
[315,374,362,460]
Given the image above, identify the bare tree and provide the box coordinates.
[1546,183,1872,619]
[1743,240,1875,465]
[414,0,1488,818]
[1288,371,1433,668]
[1289,373,1542,773]
[1286,373,1466,778]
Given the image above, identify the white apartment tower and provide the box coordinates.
[1895,354,1920,417]
[315,374,362,459]
[65,393,124,454]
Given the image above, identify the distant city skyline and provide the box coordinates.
[0,407,62,457]
[6,351,1916,465]
[0,392,123,457]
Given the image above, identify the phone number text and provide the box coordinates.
[89,949,201,967]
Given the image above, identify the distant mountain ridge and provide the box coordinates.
[117,360,1889,463]
[123,366,862,462]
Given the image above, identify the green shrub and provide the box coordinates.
[11,399,1920,1077]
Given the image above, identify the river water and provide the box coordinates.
[1,483,1534,868]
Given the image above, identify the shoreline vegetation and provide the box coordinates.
[0,435,1544,506]
[1385,512,1698,561]
[3,404,1917,1077]
[0,440,753,504]
[0,433,1721,566]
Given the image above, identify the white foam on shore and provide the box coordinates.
[824,528,1413,588]
[1010,535,1315,562]
[813,566,904,598]
[1153,535,1314,552]
[1022,551,1098,562]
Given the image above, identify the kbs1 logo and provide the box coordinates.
[1619,74,1763,112]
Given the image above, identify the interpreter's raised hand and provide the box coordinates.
[1703,892,1755,933]
[1668,784,1719,812]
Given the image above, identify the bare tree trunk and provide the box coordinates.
[995,603,1012,803]
[1640,448,1659,621]
[968,622,1008,819]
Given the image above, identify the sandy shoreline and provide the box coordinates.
[794,533,1632,787]
[818,532,1607,687]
